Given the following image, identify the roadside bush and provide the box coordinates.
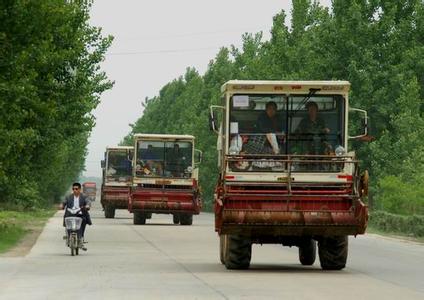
[0,220,9,232]
[2,179,42,210]
[369,211,424,238]
[374,176,424,215]
[0,216,19,237]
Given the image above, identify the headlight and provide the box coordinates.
[335,145,346,156]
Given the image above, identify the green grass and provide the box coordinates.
[368,210,424,238]
[0,225,26,253]
[0,209,55,254]
[366,225,424,243]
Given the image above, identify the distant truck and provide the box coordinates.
[129,134,202,225]
[100,146,134,218]
[210,80,369,270]
[82,182,97,202]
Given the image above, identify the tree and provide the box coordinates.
[123,0,424,213]
[0,0,113,207]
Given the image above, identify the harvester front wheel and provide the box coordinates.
[104,206,115,219]
[224,235,251,270]
[299,238,316,266]
[173,214,180,224]
[219,235,228,264]
[133,212,146,225]
[180,214,193,225]
[318,236,348,270]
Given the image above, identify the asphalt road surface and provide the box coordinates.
[1,200,423,300]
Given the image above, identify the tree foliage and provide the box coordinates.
[0,0,112,208]
[123,0,424,213]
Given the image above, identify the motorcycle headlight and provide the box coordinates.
[335,145,346,156]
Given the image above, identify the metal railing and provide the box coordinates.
[224,154,359,198]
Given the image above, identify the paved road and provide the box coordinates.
[1,200,423,300]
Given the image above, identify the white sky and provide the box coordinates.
[86,0,330,177]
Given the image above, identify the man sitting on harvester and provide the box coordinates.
[294,101,333,156]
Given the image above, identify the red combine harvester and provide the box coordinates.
[209,80,370,270]
[129,134,202,225]
[82,182,97,202]
[100,146,133,218]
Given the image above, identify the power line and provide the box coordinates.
[117,27,264,42]
[107,45,240,56]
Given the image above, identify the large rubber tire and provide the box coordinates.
[224,235,252,270]
[104,206,115,219]
[173,214,180,225]
[298,239,316,266]
[180,214,193,226]
[133,212,146,225]
[219,235,227,265]
[318,236,348,270]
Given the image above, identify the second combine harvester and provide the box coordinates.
[129,134,202,225]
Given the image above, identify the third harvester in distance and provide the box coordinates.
[100,146,134,218]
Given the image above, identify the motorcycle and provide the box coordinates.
[64,207,84,256]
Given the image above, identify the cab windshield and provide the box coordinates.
[229,94,345,156]
[135,140,193,178]
[106,151,132,180]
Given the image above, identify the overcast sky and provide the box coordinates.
[85,0,330,177]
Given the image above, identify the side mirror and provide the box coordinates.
[101,160,106,169]
[194,149,203,165]
[209,110,218,132]
[349,108,368,139]
[209,105,224,133]
[128,150,133,161]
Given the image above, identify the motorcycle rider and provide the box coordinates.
[60,182,92,251]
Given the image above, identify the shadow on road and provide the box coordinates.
[184,262,352,274]
[90,216,132,220]
[248,264,343,273]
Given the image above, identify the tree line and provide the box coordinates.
[123,0,424,215]
[0,0,112,208]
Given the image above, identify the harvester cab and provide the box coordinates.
[102,146,134,185]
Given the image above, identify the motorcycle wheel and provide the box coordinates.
[70,234,77,256]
